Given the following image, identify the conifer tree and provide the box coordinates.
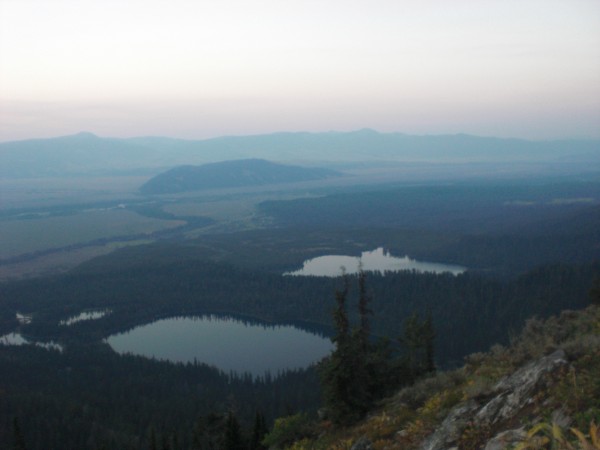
[400,311,436,379]
[321,272,373,424]
[423,310,436,375]
[353,268,374,414]
[590,276,600,305]
[149,427,158,450]
[12,417,26,450]
[332,274,351,348]
[192,413,223,450]
[357,267,372,351]
[320,275,359,424]
[249,411,268,450]
[321,271,435,425]
[224,411,244,450]
[161,434,170,450]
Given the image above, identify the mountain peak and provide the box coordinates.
[353,128,379,135]
[71,131,98,139]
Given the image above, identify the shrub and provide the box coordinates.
[262,413,314,449]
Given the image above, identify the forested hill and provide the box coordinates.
[139,159,341,194]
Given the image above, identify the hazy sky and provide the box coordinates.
[1,0,599,141]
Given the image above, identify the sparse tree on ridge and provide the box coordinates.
[400,311,436,379]
[320,269,373,424]
[320,274,359,424]
[249,411,268,450]
[320,270,437,424]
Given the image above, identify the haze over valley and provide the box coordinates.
[1,126,599,448]
[1,0,599,448]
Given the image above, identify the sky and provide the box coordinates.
[1,0,599,142]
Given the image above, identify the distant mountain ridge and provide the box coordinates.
[139,159,341,194]
[0,132,161,178]
[1,129,599,178]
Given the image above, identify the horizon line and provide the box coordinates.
[2,128,600,145]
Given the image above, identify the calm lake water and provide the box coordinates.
[285,247,466,277]
[0,332,63,352]
[60,309,111,326]
[107,315,333,376]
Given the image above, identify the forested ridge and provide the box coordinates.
[0,343,320,449]
[1,177,598,449]
[0,257,598,448]
[1,259,596,365]
[259,184,600,276]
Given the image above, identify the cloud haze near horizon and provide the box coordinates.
[1,0,599,142]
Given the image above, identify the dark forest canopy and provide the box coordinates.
[1,257,597,368]
[0,259,597,449]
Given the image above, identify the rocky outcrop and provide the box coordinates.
[350,436,373,450]
[483,428,527,450]
[420,401,479,450]
[420,349,568,450]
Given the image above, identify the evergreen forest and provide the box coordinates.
[1,176,599,449]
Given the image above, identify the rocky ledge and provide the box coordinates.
[420,349,568,450]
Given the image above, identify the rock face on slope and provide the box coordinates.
[139,159,342,194]
[420,350,568,450]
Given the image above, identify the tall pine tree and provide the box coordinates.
[400,311,436,379]
[320,270,435,424]
[224,412,244,450]
[320,275,358,424]
[12,418,26,450]
[249,411,268,450]
[320,271,374,424]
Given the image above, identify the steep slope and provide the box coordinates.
[277,305,600,449]
[139,159,342,194]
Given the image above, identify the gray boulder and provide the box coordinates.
[419,349,568,450]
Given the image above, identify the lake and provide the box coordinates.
[60,309,111,326]
[0,332,63,352]
[107,315,333,377]
[285,247,466,277]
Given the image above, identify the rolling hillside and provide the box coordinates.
[139,159,342,194]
